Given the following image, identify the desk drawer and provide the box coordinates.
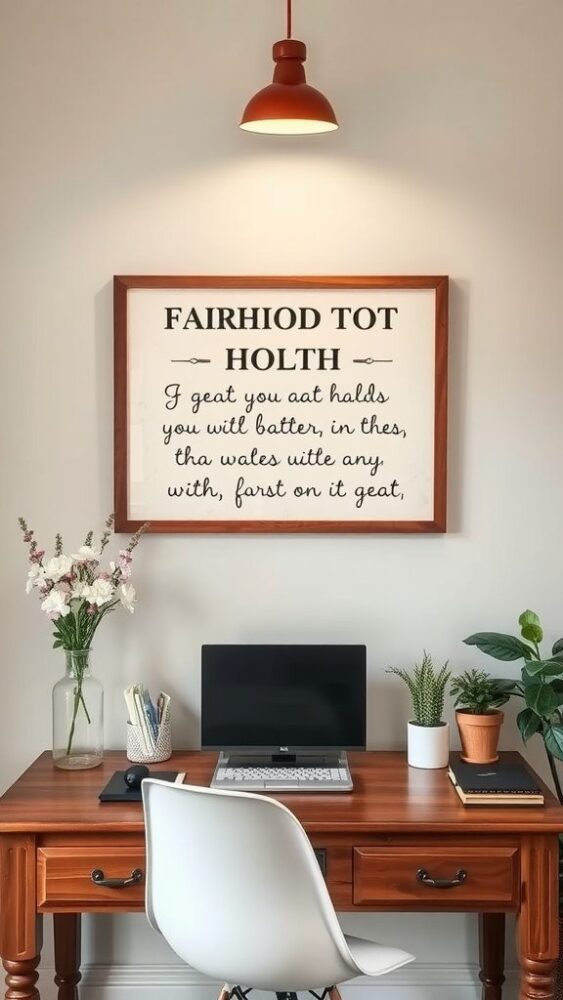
[37,847,145,910]
[353,846,518,908]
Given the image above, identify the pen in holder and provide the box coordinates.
[126,717,172,764]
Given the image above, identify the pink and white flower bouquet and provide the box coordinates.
[19,514,146,648]
[18,514,147,767]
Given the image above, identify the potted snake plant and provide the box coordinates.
[387,653,451,769]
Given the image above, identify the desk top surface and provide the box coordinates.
[0,750,562,835]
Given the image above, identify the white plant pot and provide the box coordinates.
[407,721,449,769]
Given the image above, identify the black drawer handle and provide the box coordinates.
[416,867,467,889]
[91,868,143,889]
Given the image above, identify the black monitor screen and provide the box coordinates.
[201,645,366,750]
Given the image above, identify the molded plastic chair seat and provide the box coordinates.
[143,780,414,994]
[343,935,412,978]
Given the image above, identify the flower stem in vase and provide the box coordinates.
[66,672,92,757]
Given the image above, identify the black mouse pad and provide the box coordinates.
[99,770,179,802]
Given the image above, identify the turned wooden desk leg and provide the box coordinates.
[4,957,41,1000]
[479,913,506,1000]
[0,835,43,1000]
[53,916,81,1000]
[518,835,559,1000]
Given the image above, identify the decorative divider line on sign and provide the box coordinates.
[353,358,393,365]
[171,358,212,364]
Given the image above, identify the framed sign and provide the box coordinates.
[114,276,448,533]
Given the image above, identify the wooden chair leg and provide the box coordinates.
[328,988,342,1000]
[217,986,230,1000]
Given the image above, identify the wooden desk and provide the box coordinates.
[0,751,561,1000]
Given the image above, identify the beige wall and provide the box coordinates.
[2,1,563,996]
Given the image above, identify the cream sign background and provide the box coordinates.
[115,277,448,533]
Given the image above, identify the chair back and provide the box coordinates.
[143,780,359,991]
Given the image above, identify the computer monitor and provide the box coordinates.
[201,644,366,752]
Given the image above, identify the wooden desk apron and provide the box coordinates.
[0,751,561,1000]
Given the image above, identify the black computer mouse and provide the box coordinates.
[123,764,150,790]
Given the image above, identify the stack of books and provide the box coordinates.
[448,755,544,806]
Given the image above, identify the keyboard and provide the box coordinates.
[211,753,353,791]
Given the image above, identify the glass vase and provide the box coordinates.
[52,649,103,769]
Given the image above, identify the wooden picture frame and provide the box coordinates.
[114,276,448,533]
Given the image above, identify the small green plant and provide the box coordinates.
[450,669,510,715]
[387,653,451,727]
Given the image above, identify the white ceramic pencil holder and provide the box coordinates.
[126,719,172,764]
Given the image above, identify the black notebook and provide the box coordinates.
[449,756,541,794]
[448,755,544,806]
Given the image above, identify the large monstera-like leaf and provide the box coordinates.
[543,725,563,762]
[464,632,534,661]
[523,659,563,679]
[517,708,542,743]
[524,680,563,718]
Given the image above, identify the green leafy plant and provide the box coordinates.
[464,610,563,803]
[450,669,510,715]
[387,653,451,727]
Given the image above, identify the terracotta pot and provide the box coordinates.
[455,709,504,764]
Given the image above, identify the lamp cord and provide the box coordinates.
[286,0,292,38]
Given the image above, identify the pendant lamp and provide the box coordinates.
[240,0,338,135]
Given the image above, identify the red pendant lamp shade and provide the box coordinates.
[240,2,338,135]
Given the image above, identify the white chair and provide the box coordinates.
[142,779,414,1000]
